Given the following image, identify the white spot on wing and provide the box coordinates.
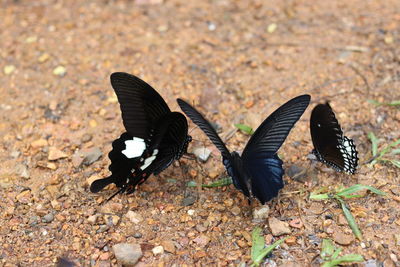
[122,137,146,158]
[139,149,159,170]
[140,155,156,170]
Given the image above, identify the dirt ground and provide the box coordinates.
[1,0,399,266]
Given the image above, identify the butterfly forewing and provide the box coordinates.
[110,72,171,139]
[177,99,231,158]
[242,95,311,158]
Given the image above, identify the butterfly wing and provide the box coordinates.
[110,72,171,139]
[90,133,136,193]
[241,95,310,203]
[178,99,254,196]
[147,112,191,175]
[310,102,358,173]
[177,99,231,158]
[242,95,311,157]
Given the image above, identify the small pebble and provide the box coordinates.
[42,213,54,223]
[53,66,67,76]
[192,147,211,162]
[133,233,142,239]
[181,195,196,206]
[152,245,164,255]
[113,243,142,266]
[253,206,269,221]
[268,217,291,236]
[126,211,143,224]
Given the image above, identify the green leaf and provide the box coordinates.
[331,247,342,260]
[321,254,364,267]
[336,198,362,240]
[235,123,254,135]
[336,184,386,198]
[387,100,400,106]
[309,192,330,200]
[253,237,288,266]
[321,239,335,260]
[251,227,265,265]
[391,148,400,155]
[187,177,233,188]
[367,99,381,106]
[390,160,400,168]
[368,132,379,157]
[187,181,197,187]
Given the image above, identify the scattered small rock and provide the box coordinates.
[193,234,210,247]
[289,218,303,229]
[126,211,143,224]
[53,66,67,77]
[81,133,93,143]
[113,243,142,266]
[42,213,54,223]
[31,139,48,148]
[253,205,270,221]
[394,234,400,246]
[364,259,383,267]
[181,195,196,206]
[4,65,16,75]
[268,217,291,236]
[287,165,308,182]
[152,245,164,255]
[133,233,142,239]
[231,206,241,216]
[161,240,176,253]
[285,236,297,245]
[72,147,102,167]
[192,147,211,162]
[48,147,68,161]
[332,231,354,245]
[15,164,30,179]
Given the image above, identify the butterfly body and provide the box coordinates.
[310,103,358,174]
[90,73,191,196]
[178,95,310,204]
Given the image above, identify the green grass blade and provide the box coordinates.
[322,254,364,267]
[254,237,288,265]
[310,192,330,200]
[367,99,381,106]
[251,227,265,266]
[388,100,400,106]
[235,123,254,135]
[336,184,386,198]
[331,247,342,260]
[202,177,233,187]
[321,239,335,260]
[187,177,233,188]
[390,160,400,168]
[367,132,379,157]
[391,148,400,155]
[337,198,362,240]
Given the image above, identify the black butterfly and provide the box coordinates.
[177,95,310,204]
[310,102,358,174]
[90,72,192,197]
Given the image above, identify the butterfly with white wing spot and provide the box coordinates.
[177,95,310,204]
[310,102,358,174]
[90,72,192,198]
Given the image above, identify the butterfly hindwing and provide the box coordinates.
[310,102,358,174]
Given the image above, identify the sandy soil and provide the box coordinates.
[1,0,399,266]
